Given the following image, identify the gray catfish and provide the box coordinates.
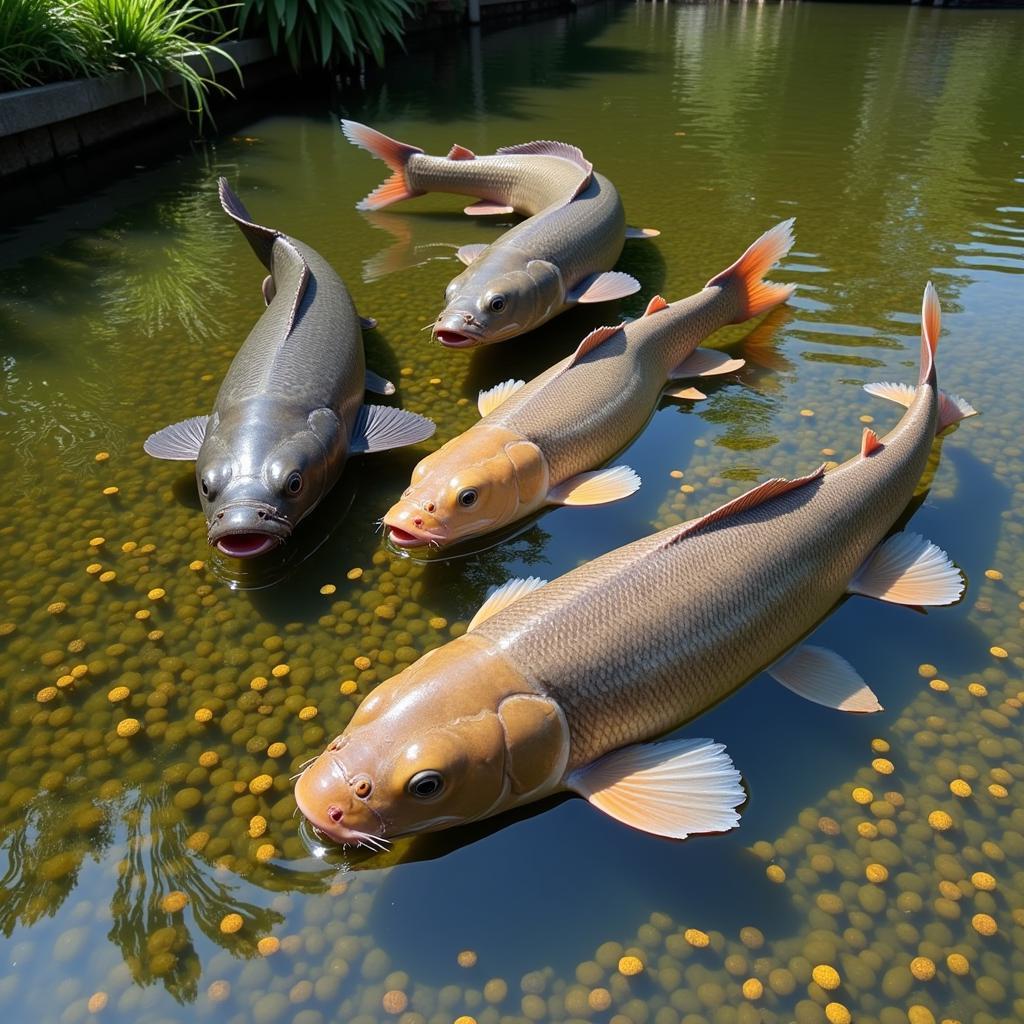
[341,119,657,348]
[295,284,975,847]
[144,178,435,559]
[383,220,794,549]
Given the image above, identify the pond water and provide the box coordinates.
[2,2,1024,1023]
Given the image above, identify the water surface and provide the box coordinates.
[2,4,1024,1023]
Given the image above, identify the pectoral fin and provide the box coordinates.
[143,416,209,461]
[626,226,661,239]
[456,243,488,266]
[569,271,641,304]
[548,465,640,506]
[663,385,706,401]
[364,369,395,396]
[670,349,746,379]
[464,200,515,216]
[567,738,745,840]
[478,378,525,417]
[350,405,435,454]
[848,532,964,606]
[467,577,548,632]
[768,645,882,712]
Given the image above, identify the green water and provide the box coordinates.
[2,3,1024,1022]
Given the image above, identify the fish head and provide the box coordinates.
[383,429,547,549]
[434,259,562,347]
[201,404,343,558]
[294,637,568,845]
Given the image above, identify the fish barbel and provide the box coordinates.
[144,179,435,558]
[295,284,975,848]
[341,119,657,347]
[383,220,796,550]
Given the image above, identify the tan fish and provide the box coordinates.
[295,284,975,847]
[341,119,656,347]
[383,220,796,550]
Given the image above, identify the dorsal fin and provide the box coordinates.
[218,177,277,270]
[860,427,883,458]
[643,295,669,316]
[219,177,309,336]
[495,140,593,198]
[660,465,826,548]
[562,323,626,370]
[447,143,475,160]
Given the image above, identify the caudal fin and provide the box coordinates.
[705,218,796,322]
[864,283,977,434]
[341,119,424,210]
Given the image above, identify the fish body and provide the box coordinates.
[144,179,435,558]
[341,120,653,347]
[384,221,794,550]
[295,284,975,847]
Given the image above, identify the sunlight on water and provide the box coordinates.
[1,4,1023,1023]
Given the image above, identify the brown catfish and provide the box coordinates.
[383,220,796,550]
[295,284,975,848]
[341,119,656,347]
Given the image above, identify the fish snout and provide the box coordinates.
[383,500,447,549]
[433,311,484,349]
[294,753,379,846]
[208,499,291,558]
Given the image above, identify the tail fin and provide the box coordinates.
[919,281,940,385]
[705,218,796,322]
[864,282,977,435]
[341,119,424,211]
[218,177,276,270]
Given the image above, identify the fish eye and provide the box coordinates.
[353,777,372,799]
[456,487,478,508]
[285,471,303,495]
[407,770,444,799]
[488,294,506,313]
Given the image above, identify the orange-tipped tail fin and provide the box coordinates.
[341,119,424,210]
[705,218,796,322]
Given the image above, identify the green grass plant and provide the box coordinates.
[83,0,240,123]
[239,0,418,69]
[0,0,105,91]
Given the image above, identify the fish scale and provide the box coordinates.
[473,388,934,770]
[218,239,362,429]
[489,284,742,481]
[407,153,586,214]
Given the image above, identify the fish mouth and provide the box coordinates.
[214,533,281,558]
[294,784,388,851]
[434,327,480,349]
[387,524,444,549]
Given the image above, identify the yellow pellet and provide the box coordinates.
[930,679,949,692]
[249,774,273,795]
[257,936,280,956]
[946,953,970,976]
[255,843,275,862]
[766,864,786,883]
[188,560,205,571]
[219,913,243,934]
[971,913,997,936]
[684,928,709,948]
[928,810,953,831]
[340,680,358,695]
[457,949,478,967]
[98,570,116,583]
[346,568,363,580]
[865,864,888,884]
[36,686,58,703]
[160,891,188,913]
[107,686,130,702]
[249,816,267,838]
[194,708,213,723]
[102,486,119,496]
[990,646,1008,658]
[811,964,840,990]
[116,718,140,738]
[968,682,988,697]
[354,656,371,670]
[741,978,763,1000]
[851,787,873,805]
[298,706,317,721]
[250,676,268,691]
[949,779,972,798]
[267,742,287,758]
[94,451,110,462]
[971,871,996,891]
[872,758,894,775]
[271,664,290,678]
[617,955,643,976]
[198,751,219,768]
[910,956,935,981]
[984,568,1003,580]
[319,584,336,595]
[825,1003,851,1024]
[87,992,108,1013]
[147,588,165,600]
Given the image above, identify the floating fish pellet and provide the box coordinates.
[382,989,408,1014]
[811,964,840,990]
[825,1003,851,1024]
[248,774,273,795]
[741,978,763,1000]
[87,992,108,1013]
[457,949,477,967]
[107,686,129,702]
[257,936,279,956]
[851,786,873,804]
[684,928,709,948]
[255,843,275,862]
[928,810,953,831]
[193,707,213,723]
[319,583,336,595]
[115,718,140,738]
[267,742,287,758]
[219,913,243,934]
[971,913,997,936]
[298,706,317,721]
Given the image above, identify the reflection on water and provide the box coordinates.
[1,3,1023,1022]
